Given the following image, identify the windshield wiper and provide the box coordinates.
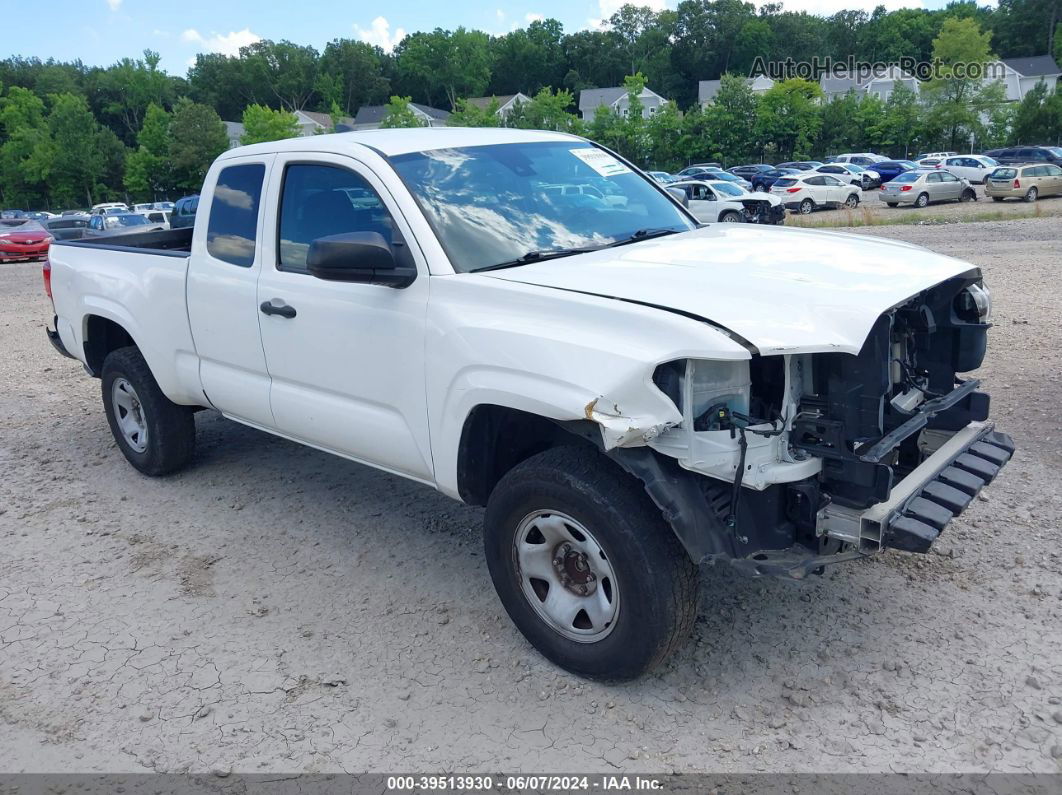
[472,246,600,273]
[606,228,682,248]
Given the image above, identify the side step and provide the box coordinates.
[884,430,1014,553]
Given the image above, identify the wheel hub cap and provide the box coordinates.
[514,511,619,643]
[112,378,148,453]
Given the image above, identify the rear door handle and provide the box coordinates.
[260,300,296,319]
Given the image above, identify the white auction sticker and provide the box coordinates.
[570,148,631,177]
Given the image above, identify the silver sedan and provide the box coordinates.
[879,169,977,208]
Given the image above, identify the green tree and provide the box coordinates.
[879,81,922,158]
[1012,81,1053,143]
[379,96,426,128]
[48,93,110,207]
[395,28,491,108]
[124,103,173,199]
[240,103,301,144]
[447,98,501,128]
[241,40,320,111]
[488,19,567,96]
[93,49,172,142]
[505,88,582,132]
[169,98,229,192]
[0,86,54,207]
[682,73,760,165]
[318,39,390,115]
[755,78,823,161]
[647,100,684,171]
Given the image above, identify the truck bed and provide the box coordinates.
[53,227,193,257]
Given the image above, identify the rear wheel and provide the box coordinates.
[483,446,699,680]
[992,196,1004,202]
[101,347,196,476]
[719,211,742,223]
[915,192,929,208]
[799,198,814,214]
[1024,186,1038,202]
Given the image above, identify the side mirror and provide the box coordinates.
[307,231,416,288]
[666,187,689,207]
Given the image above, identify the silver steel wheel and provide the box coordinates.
[720,211,742,223]
[514,510,619,643]
[111,377,148,453]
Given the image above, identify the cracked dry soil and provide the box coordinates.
[1,218,1060,774]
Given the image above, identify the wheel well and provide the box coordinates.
[83,315,136,377]
[456,405,593,506]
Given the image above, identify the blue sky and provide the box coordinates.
[13,0,966,76]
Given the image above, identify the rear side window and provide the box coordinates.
[207,164,265,267]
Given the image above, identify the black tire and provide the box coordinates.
[1024,187,1038,202]
[844,193,859,208]
[915,192,929,208]
[959,188,976,202]
[101,346,196,476]
[885,202,898,207]
[719,210,742,223]
[992,196,1004,202]
[483,446,699,681]
[799,198,814,214]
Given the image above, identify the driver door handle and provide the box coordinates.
[260,300,296,319]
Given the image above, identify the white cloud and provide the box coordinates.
[525,12,545,23]
[354,16,406,52]
[181,28,261,57]
[106,0,122,10]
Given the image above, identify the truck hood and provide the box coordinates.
[481,224,977,355]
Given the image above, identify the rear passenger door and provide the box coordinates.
[187,156,277,428]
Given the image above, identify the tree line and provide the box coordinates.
[1,0,1060,208]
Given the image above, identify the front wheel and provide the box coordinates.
[484,446,699,680]
[992,196,1005,202]
[101,346,196,476]
[885,202,898,207]
[798,198,814,214]
[719,211,742,223]
[960,188,976,202]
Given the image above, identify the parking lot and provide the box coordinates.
[2,216,1061,774]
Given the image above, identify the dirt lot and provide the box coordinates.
[788,181,1062,227]
[1,218,1061,775]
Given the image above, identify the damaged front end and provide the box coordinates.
[738,197,786,226]
[584,270,1013,578]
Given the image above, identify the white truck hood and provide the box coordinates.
[482,225,977,355]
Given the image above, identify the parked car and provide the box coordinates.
[670,179,785,225]
[769,173,861,213]
[872,160,918,183]
[44,128,1012,680]
[170,195,199,229]
[815,163,878,189]
[832,153,887,166]
[914,151,958,160]
[984,164,1062,202]
[939,155,999,184]
[0,219,51,262]
[697,169,753,190]
[1,209,26,219]
[750,167,801,192]
[143,210,172,228]
[879,170,976,207]
[43,214,92,241]
[90,202,130,215]
[776,161,822,171]
[647,171,676,185]
[84,213,163,237]
[61,209,88,216]
[727,163,774,180]
[991,146,1062,167]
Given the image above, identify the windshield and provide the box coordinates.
[390,141,695,273]
[892,172,921,183]
[711,182,744,197]
[773,178,798,187]
[105,214,149,228]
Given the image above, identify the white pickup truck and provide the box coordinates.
[45,128,1013,680]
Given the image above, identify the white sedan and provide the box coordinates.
[769,173,861,214]
[670,180,786,224]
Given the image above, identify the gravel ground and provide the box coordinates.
[787,182,1062,227]
[1,218,1061,775]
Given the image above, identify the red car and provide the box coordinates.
[0,219,52,262]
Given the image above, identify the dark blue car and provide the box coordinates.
[873,160,918,183]
[750,167,802,192]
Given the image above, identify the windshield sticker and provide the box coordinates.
[571,148,631,177]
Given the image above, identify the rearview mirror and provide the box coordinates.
[307,232,416,288]
[666,187,689,207]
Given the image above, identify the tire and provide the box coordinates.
[886,202,898,208]
[844,193,859,208]
[992,196,1004,202]
[719,211,742,223]
[483,446,699,681]
[101,346,196,476]
[798,198,814,214]
[959,189,975,202]
[915,192,929,208]
[1024,187,1038,202]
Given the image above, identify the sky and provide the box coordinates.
[12,0,968,76]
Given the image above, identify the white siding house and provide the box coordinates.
[990,56,1061,101]
[698,75,774,106]
[820,65,920,102]
[464,93,531,119]
[578,86,666,120]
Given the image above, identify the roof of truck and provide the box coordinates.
[217,127,583,160]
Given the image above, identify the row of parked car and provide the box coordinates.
[0,197,201,263]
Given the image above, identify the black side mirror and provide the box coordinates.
[666,187,689,207]
[307,231,416,288]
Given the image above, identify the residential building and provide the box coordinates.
[578,86,667,120]
[293,109,355,135]
[990,55,1061,101]
[222,121,244,149]
[464,93,531,119]
[819,65,920,102]
[351,103,451,130]
[698,75,774,106]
